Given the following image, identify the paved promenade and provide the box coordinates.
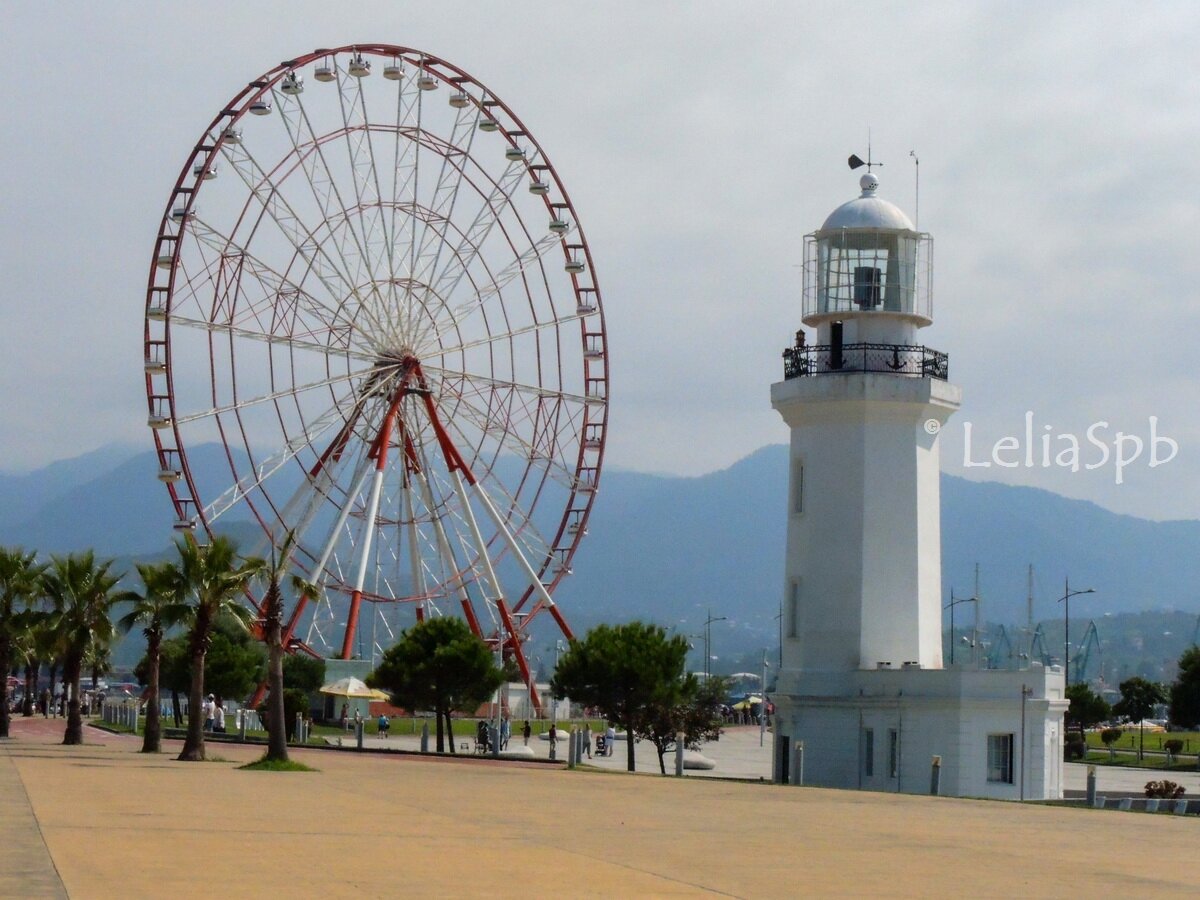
[2,717,1200,898]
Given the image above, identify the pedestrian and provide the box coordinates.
[378,714,390,738]
[203,694,216,731]
[549,721,557,760]
[522,719,532,746]
[605,724,615,757]
[501,715,511,750]
[340,702,349,730]
[584,723,593,759]
[213,702,226,734]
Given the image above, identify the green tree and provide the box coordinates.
[119,562,190,753]
[257,531,319,763]
[283,654,326,694]
[203,618,267,705]
[551,622,691,773]
[639,674,729,774]
[1168,646,1200,730]
[1112,676,1167,761]
[0,547,45,738]
[41,552,133,745]
[1064,683,1111,740]
[175,536,264,762]
[367,617,504,753]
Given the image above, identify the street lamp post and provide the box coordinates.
[943,590,978,666]
[703,610,727,679]
[1058,578,1095,686]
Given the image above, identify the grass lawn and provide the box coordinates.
[1084,730,1200,753]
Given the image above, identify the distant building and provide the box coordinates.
[770,169,1066,799]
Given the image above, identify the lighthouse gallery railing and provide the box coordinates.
[783,342,949,381]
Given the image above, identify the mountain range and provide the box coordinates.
[2,442,1198,671]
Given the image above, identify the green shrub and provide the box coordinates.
[1164,739,1184,755]
[1100,727,1123,747]
[1065,739,1087,761]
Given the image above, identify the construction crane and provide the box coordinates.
[1029,623,1052,667]
[988,625,1013,669]
[1071,619,1102,685]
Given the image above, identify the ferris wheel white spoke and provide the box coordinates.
[188,219,360,350]
[426,308,587,360]
[333,66,394,313]
[424,363,592,408]
[167,313,378,366]
[412,161,527,343]
[174,368,362,426]
[401,98,484,341]
[415,229,562,351]
[218,138,396,344]
[273,85,384,328]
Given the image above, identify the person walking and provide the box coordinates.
[522,719,532,746]
[377,714,390,738]
[213,702,226,734]
[584,723,593,759]
[501,716,511,750]
[203,694,216,732]
[605,724,616,757]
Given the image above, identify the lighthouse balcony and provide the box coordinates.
[783,342,948,381]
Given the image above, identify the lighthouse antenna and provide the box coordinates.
[910,150,920,229]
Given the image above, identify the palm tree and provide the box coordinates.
[176,536,264,762]
[259,531,320,763]
[118,562,190,753]
[0,547,45,737]
[42,552,132,745]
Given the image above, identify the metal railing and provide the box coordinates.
[783,342,948,380]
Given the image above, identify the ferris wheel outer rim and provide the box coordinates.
[143,43,608,633]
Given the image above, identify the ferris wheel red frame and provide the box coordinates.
[143,45,608,700]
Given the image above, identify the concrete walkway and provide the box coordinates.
[3,717,1200,897]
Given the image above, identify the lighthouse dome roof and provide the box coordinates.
[820,173,915,232]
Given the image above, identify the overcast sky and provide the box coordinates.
[1,1,1197,521]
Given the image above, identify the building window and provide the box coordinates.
[987,733,1014,784]
[888,729,899,778]
[862,728,874,777]
[787,580,800,639]
[792,460,804,514]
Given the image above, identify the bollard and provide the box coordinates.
[675,732,685,777]
[132,705,139,736]
[930,755,942,796]
[295,712,304,745]
[356,719,364,750]
[1086,765,1097,806]
[420,720,430,753]
[791,740,805,786]
[568,728,577,768]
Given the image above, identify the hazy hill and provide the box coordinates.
[3,442,1199,672]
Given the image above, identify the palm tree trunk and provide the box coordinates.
[62,652,84,745]
[178,613,210,761]
[142,631,162,754]
[171,688,182,727]
[265,589,288,762]
[0,636,11,738]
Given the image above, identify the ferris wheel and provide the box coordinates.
[143,45,608,697]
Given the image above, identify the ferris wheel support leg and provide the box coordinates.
[449,470,503,606]
[404,486,428,623]
[470,485,559,613]
[341,464,387,660]
[414,466,482,636]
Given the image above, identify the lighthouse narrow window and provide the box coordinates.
[987,734,1014,783]
[791,460,804,514]
[862,728,874,776]
[887,729,899,778]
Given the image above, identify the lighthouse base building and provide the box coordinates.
[769,169,1066,799]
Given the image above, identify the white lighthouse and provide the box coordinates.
[770,168,1067,799]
